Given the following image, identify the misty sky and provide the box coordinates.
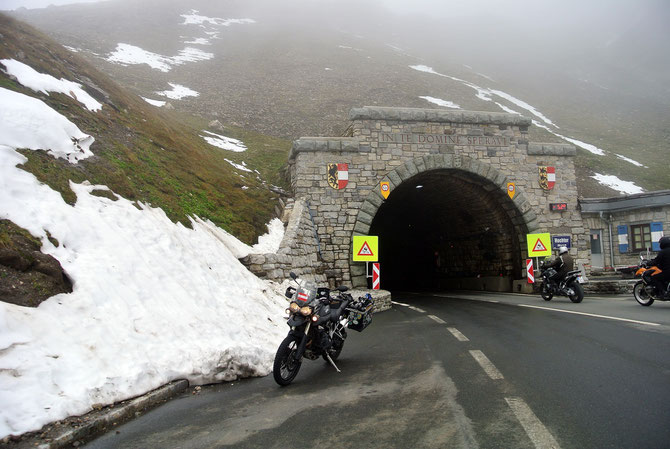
[0,0,657,20]
[0,0,103,9]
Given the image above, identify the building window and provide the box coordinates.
[630,224,652,252]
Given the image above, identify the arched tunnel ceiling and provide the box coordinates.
[369,169,522,290]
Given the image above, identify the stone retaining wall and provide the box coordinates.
[240,199,328,284]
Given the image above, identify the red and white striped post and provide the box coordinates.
[526,258,534,284]
[372,262,380,290]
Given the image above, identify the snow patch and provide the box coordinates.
[615,154,647,168]
[155,83,199,100]
[106,43,213,73]
[591,173,644,195]
[141,97,166,107]
[0,87,94,163]
[225,159,252,172]
[1,59,102,112]
[419,96,460,109]
[200,130,247,152]
[180,10,255,27]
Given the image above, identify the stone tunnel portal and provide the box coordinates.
[369,168,526,291]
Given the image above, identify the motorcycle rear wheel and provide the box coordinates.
[568,282,584,303]
[541,282,553,301]
[273,336,302,386]
[633,281,654,306]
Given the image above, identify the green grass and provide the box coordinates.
[0,14,291,245]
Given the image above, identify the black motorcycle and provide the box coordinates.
[273,272,374,386]
[633,257,670,306]
[539,263,585,303]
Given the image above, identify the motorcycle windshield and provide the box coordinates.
[295,281,317,306]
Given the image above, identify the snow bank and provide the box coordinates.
[0,86,286,438]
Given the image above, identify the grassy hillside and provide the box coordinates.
[0,13,290,244]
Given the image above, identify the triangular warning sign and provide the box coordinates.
[532,239,547,252]
[357,241,374,256]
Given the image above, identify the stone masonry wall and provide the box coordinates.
[287,107,588,288]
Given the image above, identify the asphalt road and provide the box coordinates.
[85,292,670,449]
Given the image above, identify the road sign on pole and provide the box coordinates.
[352,235,379,262]
[526,258,534,284]
[372,263,380,289]
[526,233,552,258]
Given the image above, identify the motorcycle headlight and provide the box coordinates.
[288,302,300,313]
[300,306,313,316]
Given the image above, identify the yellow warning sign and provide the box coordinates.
[353,235,378,262]
[526,233,552,257]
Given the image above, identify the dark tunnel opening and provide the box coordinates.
[368,169,525,292]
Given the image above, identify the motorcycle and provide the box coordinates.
[273,272,374,386]
[539,262,585,303]
[633,256,670,306]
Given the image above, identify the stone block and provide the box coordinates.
[356,210,374,226]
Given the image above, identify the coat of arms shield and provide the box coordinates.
[327,163,348,189]
[538,166,555,190]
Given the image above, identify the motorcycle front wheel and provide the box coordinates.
[633,281,654,306]
[541,282,553,301]
[273,336,302,386]
[568,282,584,303]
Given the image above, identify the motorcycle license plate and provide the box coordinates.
[577,276,584,284]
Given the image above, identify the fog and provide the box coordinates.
[4,0,669,97]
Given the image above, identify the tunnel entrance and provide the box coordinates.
[368,168,525,292]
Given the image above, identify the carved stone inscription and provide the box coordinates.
[380,133,509,147]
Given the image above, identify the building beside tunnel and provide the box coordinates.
[580,190,670,271]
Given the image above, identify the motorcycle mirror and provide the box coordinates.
[290,272,297,280]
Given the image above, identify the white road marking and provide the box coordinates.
[391,301,409,306]
[447,327,469,341]
[505,397,561,449]
[408,306,426,313]
[428,314,446,324]
[518,304,661,326]
[469,350,504,379]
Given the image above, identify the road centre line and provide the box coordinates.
[391,301,409,307]
[408,306,426,313]
[469,350,504,380]
[428,314,446,324]
[518,304,661,326]
[505,397,561,449]
[447,327,469,341]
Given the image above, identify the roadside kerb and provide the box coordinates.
[33,379,189,449]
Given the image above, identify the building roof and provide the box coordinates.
[580,190,670,213]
